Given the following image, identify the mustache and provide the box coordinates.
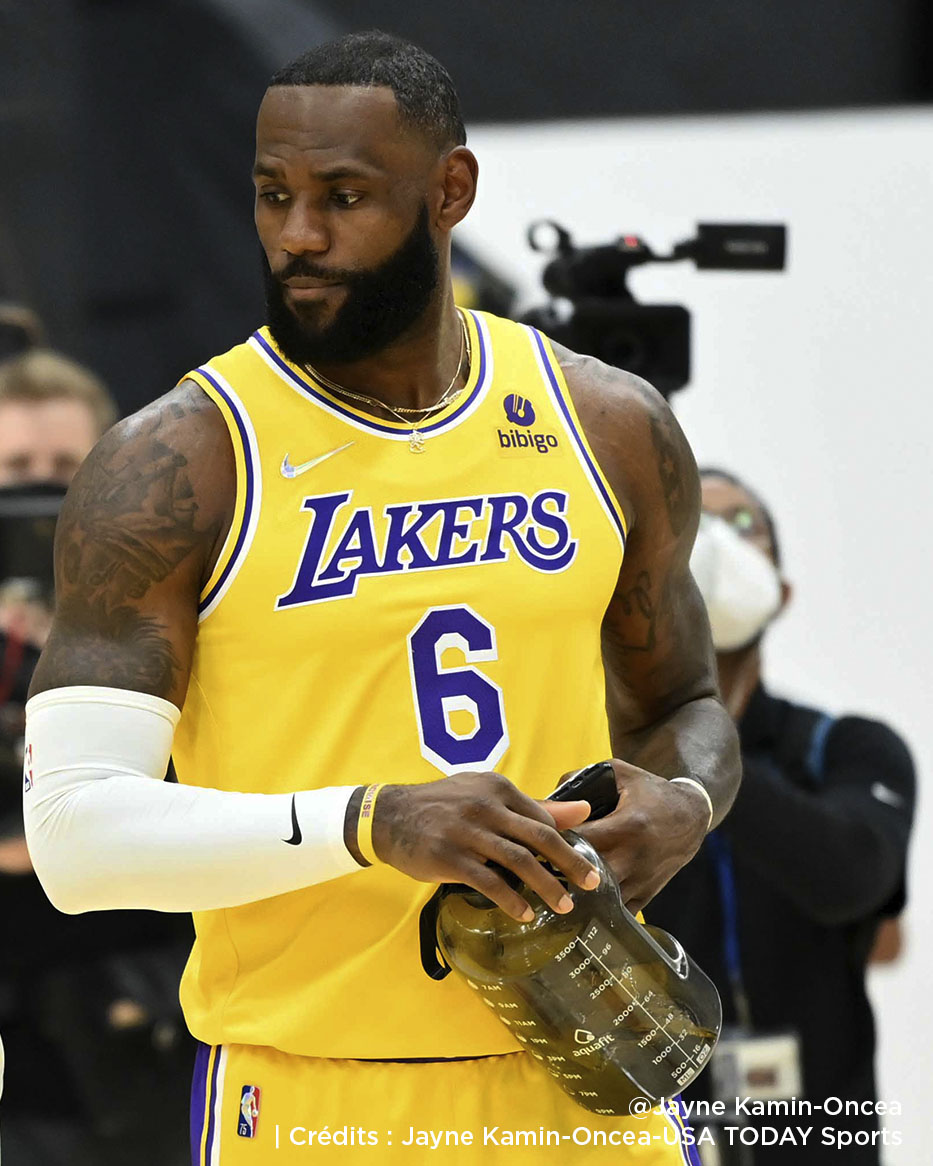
[275,255,361,283]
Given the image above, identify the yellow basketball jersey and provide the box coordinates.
[173,310,628,1059]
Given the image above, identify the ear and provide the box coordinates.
[434,147,478,230]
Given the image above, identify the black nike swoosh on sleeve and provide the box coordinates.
[283,793,302,845]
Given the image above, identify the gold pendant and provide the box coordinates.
[409,429,426,453]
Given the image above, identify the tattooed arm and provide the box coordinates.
[19,385,367,914]
[558,347,741,910]
[29,381,234,706]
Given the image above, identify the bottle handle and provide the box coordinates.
[419,887,452,980]
[638,922,691,979]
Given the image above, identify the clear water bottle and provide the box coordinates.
[432,764,722,1115]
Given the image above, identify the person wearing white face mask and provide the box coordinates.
[648,469,916,1166]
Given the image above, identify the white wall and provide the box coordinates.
[458,108,932,1163]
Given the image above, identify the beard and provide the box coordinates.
[263,201,439,367]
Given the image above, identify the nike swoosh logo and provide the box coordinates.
[283,794,302,845]
[871,782,905,809]
[281,442,354,478]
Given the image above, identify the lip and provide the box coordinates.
[285,276,341,288]
[284,278,344,302]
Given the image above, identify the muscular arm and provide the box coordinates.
[557,347,741,908]
[30,380,231,705]
[5,388,221,878]
[24,387,376,912]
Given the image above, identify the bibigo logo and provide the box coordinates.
[498,395,560,454]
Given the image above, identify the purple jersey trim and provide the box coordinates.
[189,1042,222,1166]
[189,1042,210,1166]
[529,327,627,546]
[194,368,256,615]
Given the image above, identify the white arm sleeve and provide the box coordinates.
[23,686,362,914]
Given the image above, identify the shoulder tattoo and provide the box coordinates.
[34,387,220,698]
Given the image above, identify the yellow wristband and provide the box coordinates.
[357,783,385,865]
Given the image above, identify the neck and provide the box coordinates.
[714,642,763,722]
[309,284,466,412]
[715,644,761,689]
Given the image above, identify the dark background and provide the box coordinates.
[1,0,930,416]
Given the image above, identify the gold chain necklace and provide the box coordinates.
[304,312,470,453]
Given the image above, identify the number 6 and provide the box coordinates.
[407,605,510,774]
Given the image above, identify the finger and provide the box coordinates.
[574,816,619,850]
[502,785,589,832]
[457,857,535,922]
[544,799,591,830]
[575,790,649,845]
[480,836,578,916]
[503,812,601,892]
[607,757,654,784]
[618,872,651,914]
[621,874,663,915]
[575,822,628,884]
[501,785,560,828]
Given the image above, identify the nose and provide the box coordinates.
[279,196,330,257]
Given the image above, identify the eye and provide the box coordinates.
[332,191,363,207]
[258,190,289,205]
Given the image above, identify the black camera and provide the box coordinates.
[522,222,787,399]
[0,482,65,603]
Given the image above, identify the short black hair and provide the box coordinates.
[699,466,782,569]
[268,31,466,151]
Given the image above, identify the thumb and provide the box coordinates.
[541,799,591,829]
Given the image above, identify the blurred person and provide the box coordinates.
[0,349,191,1166]
[0,580,52,653]
[0,348,117,488]
[0,343,112,832]
[22,31,742,1165]
[0,345,116,656]
[649,469,916,1165]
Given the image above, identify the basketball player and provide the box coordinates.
[23,32,740,1165]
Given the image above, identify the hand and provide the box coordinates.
[371,772,601,921]
[573,759,707,913]
[0,833,34,874]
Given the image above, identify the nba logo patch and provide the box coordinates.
[23,743,33,793]
[238,1084,261,1138]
